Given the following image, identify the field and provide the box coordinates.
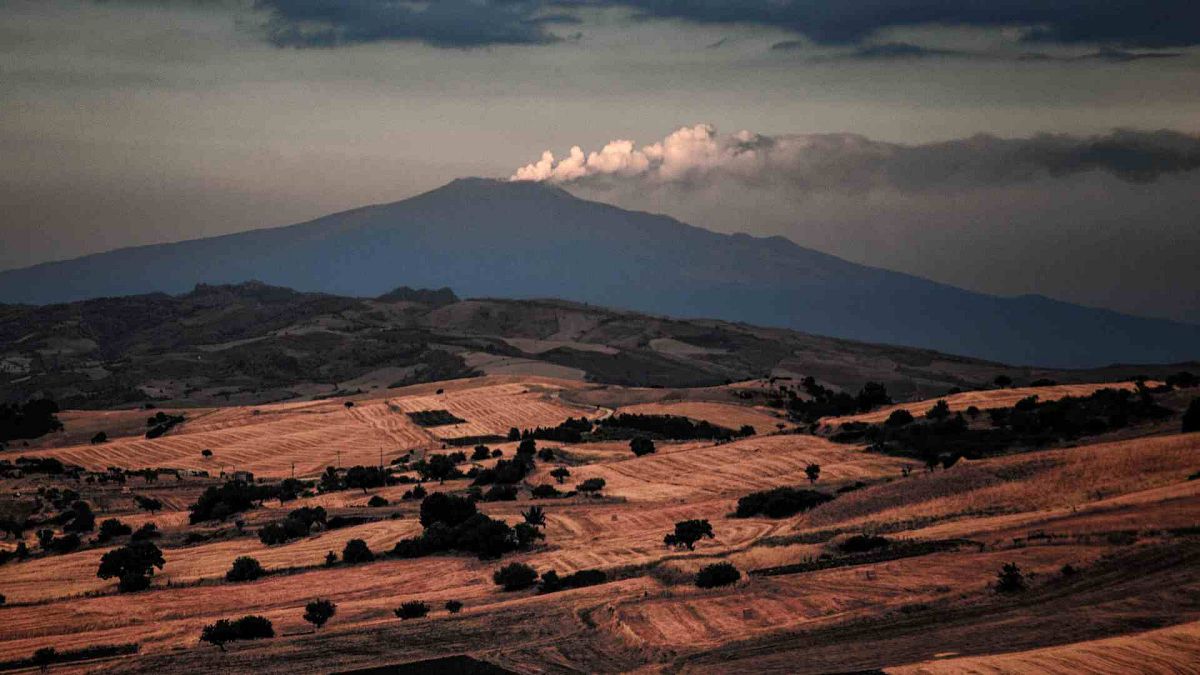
[1,376,1198,673]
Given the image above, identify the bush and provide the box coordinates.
[539,568,607,593]
[303,599,336,629]
[734,487,832,519]
[367,495,389,507]
[394,601,430,620]
[200,616,274,650]
[530,484,562,499]
[419,492,477,528]
[630,437,656,456]
[445,599,463,613]
[695,562,741,588]
[342,539,375,564]
[1184,398,1200,433]
[472,445,492,461]
[258,506,327,546]
[925,400,951,421]
[885,409,914,427]
[838,534,890,553]
[550,467,571,484]
[493,562,539,591]
[189,480,270,524]
[995,562,1026,593]
[133,495,162,513]
[91,431,108,444]
[97,541,165,592]
[483,484,518,502]
[663,519,714,550]
[97,518,132,543]
[226,556,265,582]
[576,478,606,495]
[62,501,95,533]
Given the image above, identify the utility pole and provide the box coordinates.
[337,450,341,470]
[291,462,295,480]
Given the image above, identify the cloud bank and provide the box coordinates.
[511,125,1200,190]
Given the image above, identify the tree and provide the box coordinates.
[471,445,492,461]
[663,519,714,550]
[995,562,1026,593]
[445,599,463,613]
[804,463,821,484]
[695,562,741,588]
[885,409,914,427]
[738,425,756,437]
[345,465,385,493]
[226,556,265,582]
[394,601,430,619]
[342,539,374,564]
[994,374,1013,388]
[324,550,338,567]
[1183,398,1200,433]
[925,399,951,421]
[200,620,237,651]
[550,467,571,484]
[97,540,165,592]
[33,647,57,671]
[630,436,656,457]
[517,438,537,456]
[62,500,95,533]
[522,505,546,529]
[201,449,213,459]
[304,599,336,630]
[90,431,108,445]
[493,562,539,591]
[576,478,605,496]
[134,495,163,513]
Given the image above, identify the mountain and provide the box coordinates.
[1,178,1197,368]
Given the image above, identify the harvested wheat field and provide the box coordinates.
[827,381,1145,425]
[2,376,1198,674]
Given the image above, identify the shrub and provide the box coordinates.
[258,506,326,546]
[483,484,518,502]
[550,467,571,484]
[925,400,951,421]
[226,556,265,582]
[97,541,165,592]
[303,599,336,629]
[738,424,756,436]
[91,431,108,444]
[630,437,656,457]
[133,495,162,513]
[97,518,132,543]
[663,519,714,550]
[995,562,1026,593]
[530,484,562,499]
[342,539,375,564]
[420,492,477,528]
[189,481,269,524]
[445,600,463,614]
[522,505,546,528]
[537,447,555,462]
[1184,398,1200,433]
[734,487,832,519]
[885,409,914,427]
[394,601,430,620]
[804,463,821,483]
[539,568,607,593]
[472,445,492,461]
[200,616,274,651]
[493,562,539,591]
[576,478,606,495]
[367,495,389,507]
[838,534,890,553]
[324,550,338,567]
[695,562,741,588]
[62,501,95,533]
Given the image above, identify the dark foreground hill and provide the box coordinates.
[0,282,1189,409]
[1,178,1197,367]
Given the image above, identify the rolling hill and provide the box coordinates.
[1,178,1197,367]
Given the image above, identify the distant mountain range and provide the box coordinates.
[1,178,1197,368]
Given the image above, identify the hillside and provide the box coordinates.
[2,282,1191,410]
[0,374,1197,673]
[1,179,1197,367]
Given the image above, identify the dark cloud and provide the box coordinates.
[599,0,1200,49]
[1019,49,1183,63]
[252,0,563,48]
[793,41,973,60]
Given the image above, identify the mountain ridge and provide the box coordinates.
[1,178,1197,368]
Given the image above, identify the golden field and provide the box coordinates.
[1,376,1198,674]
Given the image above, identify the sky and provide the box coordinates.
[2,0,1199,322]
